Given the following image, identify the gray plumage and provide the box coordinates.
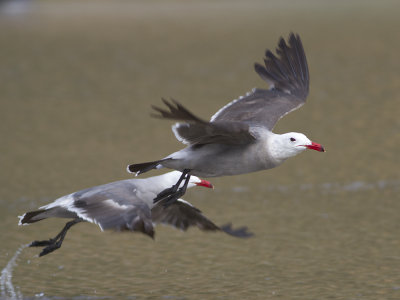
[128,33,324,178]
[18,172,253,256]
[156,33,308,144]
[19,172,218,238]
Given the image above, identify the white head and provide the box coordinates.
[269,132,325,162]
[187,175,214,189]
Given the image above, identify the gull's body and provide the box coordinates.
[19,171,251,256]
[127,33,324,203]
[163,130,275,177]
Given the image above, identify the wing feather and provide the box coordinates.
[151,199,220,231]
[153,33,309,138]
[47,182,156,237]
[211,33,309,130]
[152,200,254,238]
[152,99,256,145]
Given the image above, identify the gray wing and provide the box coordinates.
[152,98,256,146]
[151,199,254,238]
[66,181,155,238]
[151,199,220,231]
[211,33,309,130]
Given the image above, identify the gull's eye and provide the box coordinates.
[290,137,296,142]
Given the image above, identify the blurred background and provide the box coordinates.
[1,0,399,299]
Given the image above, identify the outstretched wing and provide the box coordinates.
[211,33,309,130]
[151,199,220,231]
[152,98,256,146]
[152,199,254,238]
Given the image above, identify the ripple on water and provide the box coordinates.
[230,179,400,195]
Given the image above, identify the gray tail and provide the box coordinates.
[127,159,167,175]
[254,32,309,99]
[19,209,47,225]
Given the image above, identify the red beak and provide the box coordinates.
[195,179,214,189]
[305,142,325,152]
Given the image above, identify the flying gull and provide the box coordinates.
[127,33,325,206]
[19,171,252,257]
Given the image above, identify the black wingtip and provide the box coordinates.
[150,98,207,124]
[220,223,254,238]
[255,32,309,98]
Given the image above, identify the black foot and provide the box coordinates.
[159,187,187,208]
[29,239,55,247]
[153,186,176,203]
[38,241,63,257]
[153,169,191,206]
[28,219,81,257]
[30,239,63,256]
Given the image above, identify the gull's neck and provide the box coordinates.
[136,171,188,193]
[267,133,292,164]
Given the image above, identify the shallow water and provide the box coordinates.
[1,0,400,299]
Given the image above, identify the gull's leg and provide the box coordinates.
[29,221,73,247]
[29,219,81,257]
[153,169,190,204]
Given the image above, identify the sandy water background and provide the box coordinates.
[1,1,400,299]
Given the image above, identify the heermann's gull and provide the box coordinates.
[19,171,252,257]
[127,33,325,206]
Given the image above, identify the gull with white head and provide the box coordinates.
[19,171,252,256]
[127,33,325,206]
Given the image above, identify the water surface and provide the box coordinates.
[1,1,400,299]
